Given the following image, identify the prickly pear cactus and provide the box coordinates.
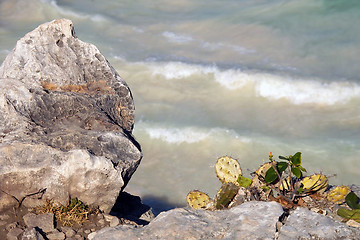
[251,162,275,188]
[327,185,351,204]
[279,176,293,191]
[301,174,328,193]
[215,183,240,209]
[215,156,242,185]
[186,190,214,210]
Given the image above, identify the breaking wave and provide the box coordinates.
[148,61,360,105]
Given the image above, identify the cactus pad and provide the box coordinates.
[300,174,328,193]
[251,162,275,188]
[327,185,351,204]
[215,183,240,209]
[279,176,293,191]
[186,190,214,210]
[215,156,242,185]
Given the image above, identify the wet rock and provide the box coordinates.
[278,207,360,240]
[0,19,141,213]
[23,213,55,233]
[93,201,284,240]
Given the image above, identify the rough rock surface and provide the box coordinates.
[0,19,141,212]
[278,207,360,240]
[93,201,284,240]
[93,201,360,240]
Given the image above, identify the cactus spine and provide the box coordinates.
[215,156,242,185]
[186,190,214,210]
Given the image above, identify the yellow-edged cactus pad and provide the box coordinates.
[301,174,328,192]
[186,190,214,210]
[327,185,351,204]
[279,176,292,191]
[215,156,242,185]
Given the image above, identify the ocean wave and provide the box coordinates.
[150,61,214,79]
[146,61,360,105]
[40,0,107,22]
[136,121,251,145]
[162,31,194,43]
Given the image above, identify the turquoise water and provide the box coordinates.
[1,0,359,212]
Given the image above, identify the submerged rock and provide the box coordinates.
[0,19,141,212]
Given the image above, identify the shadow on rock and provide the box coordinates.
[141,195,185,216]
[110,192,155,225]
[110,192,183,225]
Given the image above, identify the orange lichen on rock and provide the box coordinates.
[41,80,114,95]
[41,81,59,91]
[116,103,133,130]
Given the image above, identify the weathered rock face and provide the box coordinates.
[93,201,360,240]
[93,201,284,240]
[0,19,142,212]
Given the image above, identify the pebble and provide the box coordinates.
[87,232,97,240]
[74,234,84,239]
[21,228,45,240]
[6,222,18,232]
[60,226,76,238]
[23,213,55,233]
[0,214,10,221]
[7,227,24,240]
[109,217,120,227]
[47,231,66,240]
[97,219,106,226]
[347,219,360,228]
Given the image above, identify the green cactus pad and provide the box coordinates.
[215,156,242,185]
[337,208,360,223]
[186,190,214,210]
[215,183,240,209]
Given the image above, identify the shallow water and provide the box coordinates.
[1,0,359,212]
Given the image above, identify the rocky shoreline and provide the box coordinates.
[0,19,359,240]
[1,192,360,240]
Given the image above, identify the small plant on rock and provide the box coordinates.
[263,152,329,205]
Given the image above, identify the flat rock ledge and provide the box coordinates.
[0,18,141,213]
[92,201,360,240]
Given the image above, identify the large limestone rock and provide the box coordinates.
[279,207,360,240]
[93,201,285,240]
[0,19,142,212]
[93,201,360,240]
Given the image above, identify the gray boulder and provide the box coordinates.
[93,201,360,240]
[93,201,284,240]
[278,207,360,240]
[0,19,141,212]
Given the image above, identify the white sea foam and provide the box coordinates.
[150,62,213,79]
[162,31,194,43]
[144,126,210,144]
[255,74,360,105]
[138,121,251,145]
[41,0,107,22]
[146,61,360,105]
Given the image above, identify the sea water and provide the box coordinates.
[1,0,359,213]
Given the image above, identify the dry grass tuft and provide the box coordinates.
[34,198,98,227]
